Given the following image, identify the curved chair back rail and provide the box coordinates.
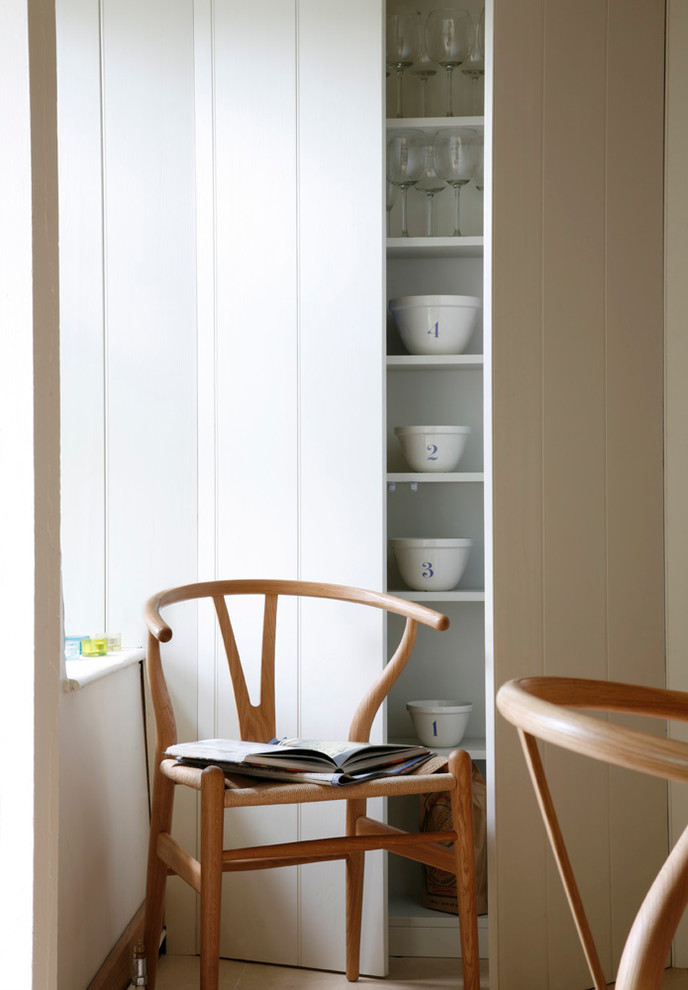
[497,676,688,990]
[142,579,481,990]
[144,579,449,748]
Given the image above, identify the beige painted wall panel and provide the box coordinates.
[605,0,667,971]
[492,0,548,984]
[493,0,666,985]
[541,1,611,983]
[665,0,688,965]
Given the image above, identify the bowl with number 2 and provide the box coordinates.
[394,425,470,473]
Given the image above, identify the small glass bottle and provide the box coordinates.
[130,943,147,987]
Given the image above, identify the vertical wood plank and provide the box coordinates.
[297,0,386,975]
[56,0,106,635]
[101,0,199,953]
[492,0,548,984]
[541,1,611,984]
[605,0,667,972]
[211,0,300,965]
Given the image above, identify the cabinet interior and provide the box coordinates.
[384,0,489,958]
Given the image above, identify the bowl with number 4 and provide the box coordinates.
[390,537,472,591]
[388,294,481,355]
[394,425,470,473]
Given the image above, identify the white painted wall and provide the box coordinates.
[58,0,386,975]
[58,665,149,990]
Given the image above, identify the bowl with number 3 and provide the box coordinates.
[388,294,481,355]
[394,425,470,473]
[390,537,472,591]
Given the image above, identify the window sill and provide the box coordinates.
[63,647,145,692]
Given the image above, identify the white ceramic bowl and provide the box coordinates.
[407,700,473,748]
[394,425,470,473]
[389,294,481,355]
[390,537,472,591]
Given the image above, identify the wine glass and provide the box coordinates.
[386,181,398,236]
[414,139,446,236]
[386,129,428,238]
[433,127,478,235]
[425,8,471,117]
[410,17,438,118]
[474,144,484,191]
[460,9,485,115]
[386,12,420,118]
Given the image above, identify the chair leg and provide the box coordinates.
[144,769,176,990]
[345,797,367,982]
[449,749,481,990]
[200,765,225,990]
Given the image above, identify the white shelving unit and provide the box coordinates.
[385,96,487,957]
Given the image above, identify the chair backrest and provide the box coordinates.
[497,676,688,990]
[144,579,449,752]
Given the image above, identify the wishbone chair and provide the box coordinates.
[143,579,481,990]
[497,676,688,990]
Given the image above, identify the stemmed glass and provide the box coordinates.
[460,9,485,114]
[474,144,484,192]
[386,182,398,236]
[386,12,420,118]
[433,127,478,235]
[410,19,438,118]
[414,139,446,236]
[425,8,471,117]
[386,129,428,238]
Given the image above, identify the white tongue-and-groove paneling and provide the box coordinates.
[296,0,385,975]
[100,0,200,956]
[57,0,106,637]
[59,0,386,973]
[207,0,300,962]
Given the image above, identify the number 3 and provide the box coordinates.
[422,561,434,578]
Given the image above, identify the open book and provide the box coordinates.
[164,737,433,786]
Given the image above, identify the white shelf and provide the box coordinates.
[387,236,483,259]
[386,354,483,371]
[391,736,487,761]
[386,116,485,131]
[389,895,489,958]
[390,589,485,603]
[387,472,483,484]
[63,647,145,692]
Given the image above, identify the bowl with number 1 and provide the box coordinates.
[388,294,481,355]
[390,537,472,592]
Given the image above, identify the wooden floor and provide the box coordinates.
[155,955,688,989]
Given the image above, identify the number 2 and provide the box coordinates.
[426,443,438,461]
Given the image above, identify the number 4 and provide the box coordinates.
[427,321,439,338]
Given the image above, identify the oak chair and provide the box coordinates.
[497,676,688,990]
[143,579,480,990]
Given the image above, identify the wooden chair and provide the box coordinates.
[143,579,481,990]
[497,676,688,990]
